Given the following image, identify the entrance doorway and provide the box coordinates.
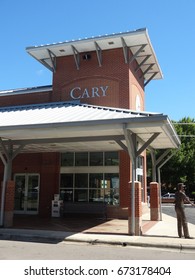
[14,174,40,214]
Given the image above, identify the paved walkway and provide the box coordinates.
[0,208,195,251]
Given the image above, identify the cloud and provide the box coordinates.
[36,69,44,76]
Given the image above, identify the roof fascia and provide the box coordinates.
[2,135,125,146]
[26,29,148,52]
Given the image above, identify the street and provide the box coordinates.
[0,205,194,260]
[0,238,195,260]
[161,204,195,225]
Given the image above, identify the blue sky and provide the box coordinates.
[0,0,195,121]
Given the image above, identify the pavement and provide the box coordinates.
[0,206,195,251]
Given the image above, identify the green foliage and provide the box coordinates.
[160,117,195,193]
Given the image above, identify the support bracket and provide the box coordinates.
[47,49,56,72]
[71,45,80,70]
[94,41,102,67]
[121,37,129,64]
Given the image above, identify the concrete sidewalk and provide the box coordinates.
[0,211,195,251]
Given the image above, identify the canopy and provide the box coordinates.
[0,101,180,153]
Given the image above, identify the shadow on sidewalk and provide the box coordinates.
[13,214,108,232]
[0,213,178,244]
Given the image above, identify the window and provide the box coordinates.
[90,152,103,166]
[60,174,73,188]
[104,173,119,205]
[105,152,119,166]
[61,152,74,166]
[60,172,119,205]
[60,174,73,202]
[61,151,118,167]
[60,152,119,205]
[89,174,104,202]
[89,189,102,202]
[75,189,88,202]
[75,174,88,188]
[75,152,88,166]
[89,173,103,188]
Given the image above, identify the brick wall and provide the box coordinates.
[39,153,60,217]
[0,152,60,218]
[0,90,53,107]
[53,49,131,108]
[0,46,146,219]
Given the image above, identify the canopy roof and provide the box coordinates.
[0,102,180,154]
[26,28,163,84]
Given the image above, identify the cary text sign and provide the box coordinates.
[69,86,109,100]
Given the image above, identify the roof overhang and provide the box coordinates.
[0,102,180,154]
[26,28,163,84]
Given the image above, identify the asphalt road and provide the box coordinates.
[162,204,195,225]
[0,238,195,260]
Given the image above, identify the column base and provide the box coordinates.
[128,216,142,236]
[150,207,160,221]
[4,211,14,227]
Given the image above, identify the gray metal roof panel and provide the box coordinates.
[0,102,160,127]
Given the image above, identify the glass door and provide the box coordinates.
[14,173,40,214]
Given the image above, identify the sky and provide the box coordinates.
[0,0,195,121]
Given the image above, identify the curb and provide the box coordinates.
[62,236,195,251]
[0,232,63,244]
[1,231,195,251]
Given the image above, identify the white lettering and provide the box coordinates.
[69,86,109,100]
[82,88,90,98]
[70,87,81,99]
[91,87,100,97]
[100,86,108,96]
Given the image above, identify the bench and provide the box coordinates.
[63,202,107,219]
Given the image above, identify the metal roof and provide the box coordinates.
[0,102,180,153]
[0,85,52,97]
[26,28,163,85]
[0,101,160,126]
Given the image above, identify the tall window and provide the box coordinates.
[60,151,119,205]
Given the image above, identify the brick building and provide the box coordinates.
[0,28,180,234]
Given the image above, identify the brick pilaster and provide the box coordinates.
[4,180,15,227]
[150,182,160,221]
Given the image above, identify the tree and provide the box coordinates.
[159,117,195,195]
